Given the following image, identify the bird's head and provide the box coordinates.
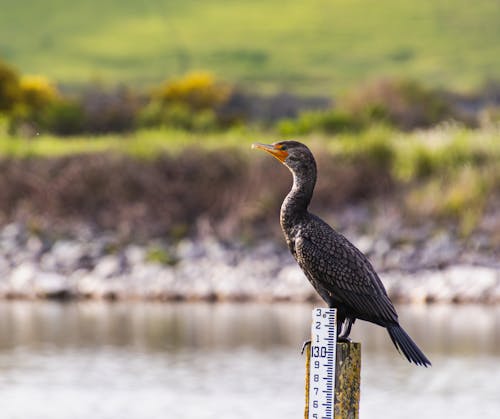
[251,140,316,175]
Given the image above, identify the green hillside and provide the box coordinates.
[1,0,499,94]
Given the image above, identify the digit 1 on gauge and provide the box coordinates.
[308,308,337,419]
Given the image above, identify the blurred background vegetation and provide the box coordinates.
[0,0,499,242]
[1,0,499,93]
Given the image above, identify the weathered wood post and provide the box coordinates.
[304,309,361,419]
[333,342,361,418]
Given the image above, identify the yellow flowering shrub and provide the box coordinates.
[155,71,231,111]
[20,75,60,110]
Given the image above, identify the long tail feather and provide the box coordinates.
[387,326,431,367]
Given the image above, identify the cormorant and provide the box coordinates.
[252,140,431,367]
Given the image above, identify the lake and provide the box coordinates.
[0,302,499,419]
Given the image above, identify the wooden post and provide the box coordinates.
[304,343,311,419]
[334,342,361,419]
[304,342,361,419]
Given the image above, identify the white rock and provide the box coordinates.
[0,223,25,242]
[200,240,225,261]
[124,245,145,266]
[39,253,58,271]
[176,239,205,259]
[446,265,498,301]
[0,256,10,277]
[273,265,314,301]
[51,240,85,269]
[93,255,120,278]
[9,263,37,291]
[373,238,391,256]
[34,272,70,296]
[76,273,101,295]
[26,236,44,254]
[353,235,373,254]
[136,269,176,297]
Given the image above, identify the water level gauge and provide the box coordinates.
[308,308,337,419]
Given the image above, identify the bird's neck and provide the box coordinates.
[280,168,316,234]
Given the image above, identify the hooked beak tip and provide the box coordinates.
[251,142,288,163]
[251,142,269,150]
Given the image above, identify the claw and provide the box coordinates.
[301,340,311,355]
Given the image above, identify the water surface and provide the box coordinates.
[0,302,499,419]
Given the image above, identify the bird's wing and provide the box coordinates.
[295,231,398,324]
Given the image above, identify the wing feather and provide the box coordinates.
[295,223,398,325]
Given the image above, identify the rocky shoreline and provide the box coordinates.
[0,222,499,304]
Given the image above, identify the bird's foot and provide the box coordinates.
[301,340,311,355]
[337,317,355,343]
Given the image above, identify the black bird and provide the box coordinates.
[252,140,431,367]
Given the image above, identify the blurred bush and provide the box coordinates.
[1,56,498,136]
[278,109,362,136]
[343,78,452,130]
[277,78,457,135]
[80,84,141,134]
[7,74,61,136]
[0,126,497,238]
[19,75,59,109]
[0,147,395,238]
[11,82,141,136]
[40,100,85,136]
[478,105,500,128]
[405,166,491,236]
[138,102,217,132]
[0,60,21,113]
[138,71,231,131]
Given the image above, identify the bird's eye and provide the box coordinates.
[280,145,288,150]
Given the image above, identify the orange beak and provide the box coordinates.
[251,142,288,163]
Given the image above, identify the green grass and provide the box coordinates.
[0,127,261,158]
[1,125,499,180]
[302,125,500,180]
[1,0,499,94]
